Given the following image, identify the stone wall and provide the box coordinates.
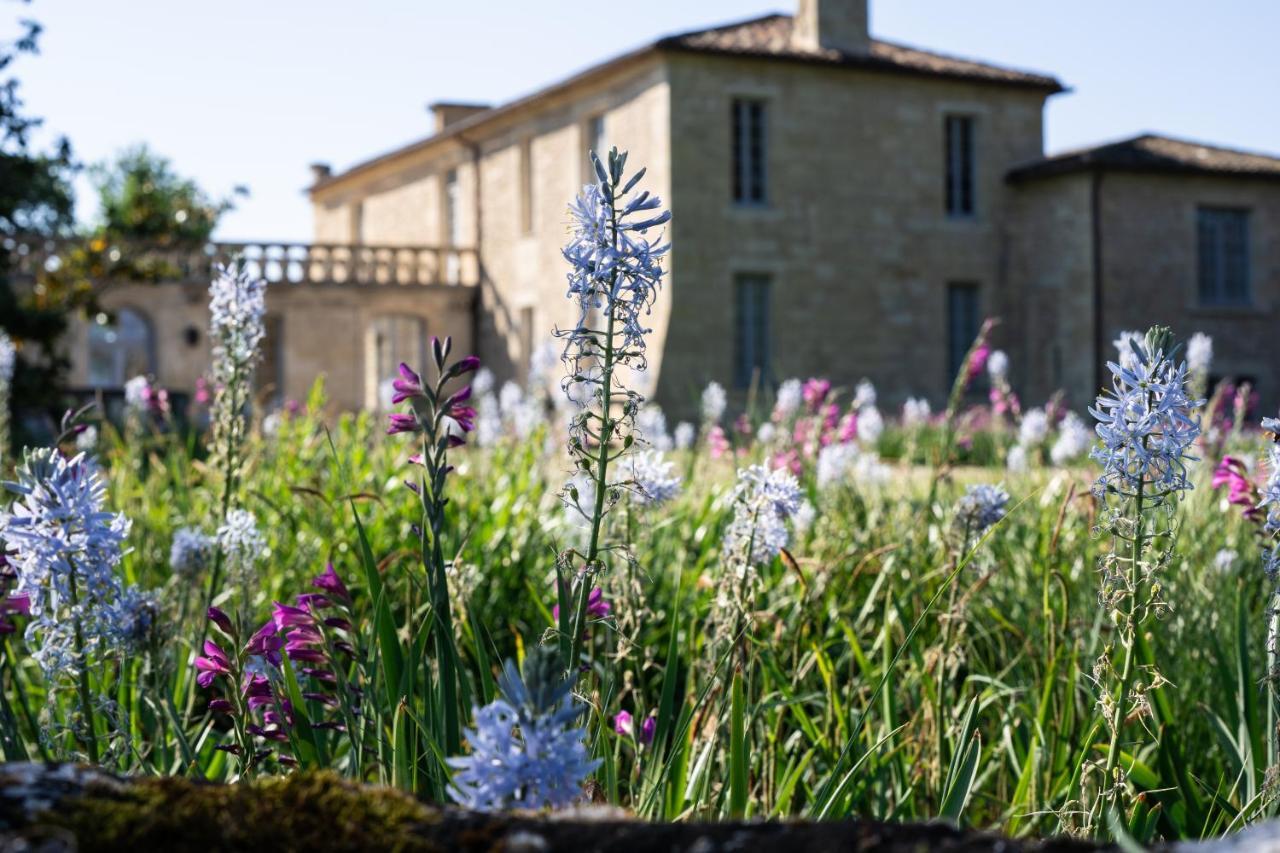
[660,52,1048,414]
[1098,172,1280,413]
[65,280,476,412]
[1004,172,1096,408]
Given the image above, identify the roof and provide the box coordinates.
[1007,133,1280,183]
[313,13,1064,194]
[656,14,1063,92]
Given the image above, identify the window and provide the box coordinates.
[519,138,534,234]
[1198,207,1250,305]
[444,169,462,283]
[944,115,975,217]
[256,315,284,406]
[519,306,536,377]
[87,307,153,387]
[732,99,767,205]
[369,315,426,409]
[947,282,980,383]
[585,114,607,181]
[734,274,771,388]
[444,169,461,245]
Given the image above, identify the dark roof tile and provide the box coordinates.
[1008,133,1280,182]
[657,14,1064,91]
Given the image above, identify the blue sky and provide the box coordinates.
[9,1,1279,241]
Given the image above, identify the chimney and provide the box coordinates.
[792,0,870,55]
[309,162,332,183]
[428,101,492,134]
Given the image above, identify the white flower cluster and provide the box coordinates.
[216,508,265,589]
[673,421,696,450]
[0,331,14,384]
[987,350,1009,381]
[123,375,151,415]
[624,450,682,507]
[701,381,726,425]
[722,464,802,567]
[816,442,889,490]
[209,264,267,383]
[1049,412,1092,466]
[902,397,931,428]
[1186,332,1213,378]
[774,379,802,420]
[635,403,673,451]
[0,449,150,678]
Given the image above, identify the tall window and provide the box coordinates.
[732,99,767,205]
[519,306,536,378]
[87,307,153,387]
[444,169,461,245]
[519,138,534,234]
[734,274,771,388]
[585,114,607,180]
[1198,207,1250,306]
[444,169,462,283]
[944,115,975,217]
[369,315,426,409]
[947,282,980,384]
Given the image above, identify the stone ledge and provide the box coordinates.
[0,762,1112,852]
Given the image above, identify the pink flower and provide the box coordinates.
[639,715,656,745]
[553,587,612,621]
[967,344,991,382]
[837,412,858,444]
[708,425,730,459]
[613,710,633,736]
[194,377,212,406]
[802,378,831,411]
[1212,456,1259,517]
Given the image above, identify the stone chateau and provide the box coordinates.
[66,0,1280,414]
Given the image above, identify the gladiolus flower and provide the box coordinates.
[195,640,233,688]
[386,412,419,435]
[391,362,425,404]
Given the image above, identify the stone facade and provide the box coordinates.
[1008,171,1280,412]
[64,0,1280,418]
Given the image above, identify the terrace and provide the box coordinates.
[6,237,480,288]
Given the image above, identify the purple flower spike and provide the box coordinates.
[386,412,420,435]
[208,606,235,637]
[312,562,351,603]
[639,715,657,745]
[392,362,425,404]
[272,601,315,631]
[195,640,232,688]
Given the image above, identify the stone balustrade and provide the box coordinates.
[3,237,479,287]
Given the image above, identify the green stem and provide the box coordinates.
[67,565,99,765]
[568,187,621,672]
[1100,473,1145,821]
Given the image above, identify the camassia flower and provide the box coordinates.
[1089,331,1202,503]
[955,484,1010,536]
[449,648,599,811]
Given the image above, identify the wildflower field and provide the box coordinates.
[0,150,1277,846]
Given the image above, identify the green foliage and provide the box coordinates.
[92,144,243,247]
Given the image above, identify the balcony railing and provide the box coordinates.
[4,237,479,287]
